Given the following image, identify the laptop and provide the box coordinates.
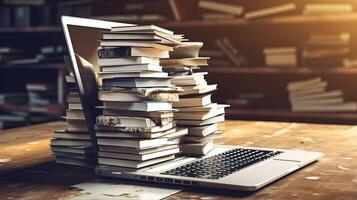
[61,16,323,191]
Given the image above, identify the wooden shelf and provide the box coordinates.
[0,63,66,70]
[204,66,357,75]
[163,14,357,28]
[227,108,357,125]
[0,26,62,34]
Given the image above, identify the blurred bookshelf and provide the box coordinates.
[2,0,357,129]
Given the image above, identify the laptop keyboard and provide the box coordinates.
[161,148,282,180]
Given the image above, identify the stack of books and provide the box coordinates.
[287,77,357,112]
[302,33,351,68]
[264,47,297,67]
[50,72,95,167]
[303,3,353,15]
[95,25,188,169]
[161,42,228,156]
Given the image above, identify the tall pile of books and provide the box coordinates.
[95,25,188,169]
[287,77,357,112]
[161,42,228,156]
[50,69,95,167]
[263,47,297,67]
[302,33,350,68]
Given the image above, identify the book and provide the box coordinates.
[99,144,178,154]
[98,46,170,59]
[173,94,211,108]
[303,3,353,15]
[53,131,90,140]
[102,77,171,88]
[102,109,174,119]
[99,148,179,161]
[103,101,172,112]
[97,138,168,149]
[186,123,218,136]
[98,56,159,66]
[198,1,244,16]
[111,25,174,35]
[169,42,203,59]
[96,128,177,139]
[50,145,92,155]
[287,77,322,91]
[160,57,209,67]
[98,71,168,79]
[99,40,173,51]
[56,155,94,167]
[182,131,222,143]
[180,84,217,96]
[180,140,214,156]
[100,64,162,73]
[292,102,357,112]
[96,122,175,134]
[244,3,296,19]
[99,87,180,102]
[96,115,171,128]
[176,114,225,126]
[98,154,175,168]
[51,139,92,147]
[174,106,225,120]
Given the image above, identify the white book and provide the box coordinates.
[175,107,225,120]
[53,132,90,140]
[173,94,211,108]
[50,139,92,147]
[171,77,207,86]
[98,71,168,79]
[291,98,344,106]
[98,154,175,168]
[100,64,162,73]
[96,128,177,139]
[97,138,168,149]
[290,90,342,101]
[99,148,179,161]
[244,3,296,19]
[181,140,214,156]
[68,102,83,110]
[289,81,328,97]
[160,57,209,67]
[177,103,228,112]
[66,109,85,120]
[287,77,322,91]
[111,25,174,35]
[99,40,173,51]
[180,84,217,96]
[99,144,178,154]
[99,91,143,102]
[103,101,172,112]
[176,114,225,126]
[186,123,218,136]
[98,56,159,67]
[50,146,92,155]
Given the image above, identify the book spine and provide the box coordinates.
[98,47,132,58]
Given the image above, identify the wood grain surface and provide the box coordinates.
[0,121,356,200]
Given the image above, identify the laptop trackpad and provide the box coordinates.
[220,159,300,188]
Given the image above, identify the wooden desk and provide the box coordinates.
[0,121,356,200]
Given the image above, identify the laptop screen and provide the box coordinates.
[62,16,132,163]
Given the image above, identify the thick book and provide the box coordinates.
[96,115,172,128]
[98,46,169,59]
[160,57,209,67]
[99,147,179,161]
[244,3,296,19]
[98,56,159,67]
[181,140,214,156]
[102,109,174,119]
[99,144,178,154]
[98,71,168,79]
[100,64,162,73]
[98,154,175,168]
[102,77,172,88]
[173,94,211,108]
[103,101,172,112]
[53,131,90,140]
[292,102,357,112]
[186,123,218,136]
[175,106,225,120]
[96,122,175,134]
[96,128,177,139]
[99,87,180,102]
[99,40,173,51]
[111,25,174,35]
[176,114,225,126]
[50,139,92,147]
[198,0,244,15]
[97,137,168,149]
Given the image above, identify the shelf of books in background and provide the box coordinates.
[94,25,187,170]
[160,42,229,156]
[50,59,95,167]
[287,77,357,112]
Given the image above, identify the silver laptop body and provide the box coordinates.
[61,16,323,191]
